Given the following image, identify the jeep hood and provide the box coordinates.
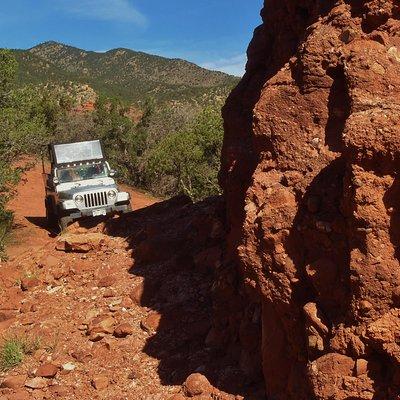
[56,178,117,198]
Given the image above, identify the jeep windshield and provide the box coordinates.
[57,163,108,183]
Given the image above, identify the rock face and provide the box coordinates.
[221,0,400,399]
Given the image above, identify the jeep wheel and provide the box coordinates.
[59,216,73,231]
[119,202,132,214]
[45,198,57,228]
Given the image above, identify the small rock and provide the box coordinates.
[53,268,67,280]
[20,277,40,291]
[1,375,26,389]
[130,283,145,306]
[87,328,106,342]
[370,61,385,76]
[183,373,211,397]
[355,359,368,376]
[121,296,134,309]
[140,312,161,333]
[56,233,106,253]
[33,349,47,362]
[84,309,99,324]
[98,276,116,288]
[359,300,373,314]
[62,362,76,372]
[339,28,357,44]
[87,315,116,341]
[274,244,285,255]
[91,375,109,390]
[71,349,92,363]
[77,324,87,331]
[25,377,48,389]
[36,363,59,378]
[92,316,116,333]
[114,323,134,338]
[127,367,143,380]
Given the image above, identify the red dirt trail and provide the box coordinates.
[0,162,251,400]
[6,162,158,259]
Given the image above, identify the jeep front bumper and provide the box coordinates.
[70,203,131,219]
[60,191,131,218]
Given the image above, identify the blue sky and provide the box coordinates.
[0,0,263,76]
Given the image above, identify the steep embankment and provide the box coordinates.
[221,0,400,398]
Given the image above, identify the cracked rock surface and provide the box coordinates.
[221,0,400,398]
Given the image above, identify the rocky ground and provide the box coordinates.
[0,163,263,400]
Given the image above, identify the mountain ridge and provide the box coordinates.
[8,41,239,104]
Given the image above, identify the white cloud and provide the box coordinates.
[201,54,247,77]
[58,0,147,26]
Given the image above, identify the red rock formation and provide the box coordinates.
[221,0,400,398]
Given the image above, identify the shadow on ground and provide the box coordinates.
[105,195,265,399]
[25,216,58,237]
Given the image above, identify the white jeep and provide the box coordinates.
[44,139,131,230]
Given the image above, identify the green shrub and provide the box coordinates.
[144,107,223,200]
[0,51,62,255]
[0,336,41,371]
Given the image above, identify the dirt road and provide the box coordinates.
[0,162,258,400]
[6,162,158,259]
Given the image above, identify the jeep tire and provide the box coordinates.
[118,201,132,214]
[45,197,57,228]
[59,216,73,231]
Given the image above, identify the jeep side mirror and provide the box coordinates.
[53,177,59,185]
[109,169,117,177]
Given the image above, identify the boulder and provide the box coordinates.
[183,373,211,397]
[56,233,108,253]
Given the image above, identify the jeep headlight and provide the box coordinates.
[107,190,117,199]
[75,195,84,204]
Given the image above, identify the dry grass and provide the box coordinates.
[0,335,41,371]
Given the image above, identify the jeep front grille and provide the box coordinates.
[84,192,108,208]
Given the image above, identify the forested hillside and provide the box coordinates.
[0,48,228,256]
[10,41,238,104]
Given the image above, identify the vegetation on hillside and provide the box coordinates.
[11,41,239,105]
[54,96,224,200]
[0,50,227,255]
